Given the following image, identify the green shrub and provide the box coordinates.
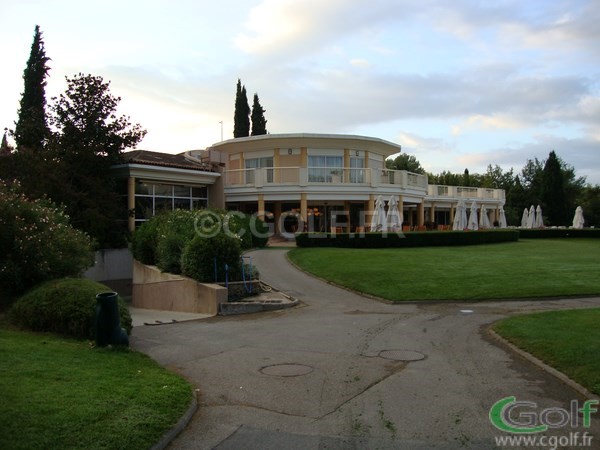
[0,181,94,299]
[10,278,132,340]
[130,218,160,265]
[518,228,600,239]
[181,233,242,283]
[156,234,186,274]
[295,230,520,248]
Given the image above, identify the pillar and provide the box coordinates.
[430,203,436,225]
[367,194,375,230]
[450,204,455,225]
[344,200,351,232]
[258,194,265,220]
[398,195,404,228]
[274,201,282,234]
[127,176,135,232]
[417,202,425,227]
[300,193,307,232]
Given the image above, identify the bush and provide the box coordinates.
[130,218,160,265]
[181,233,242,283]
[518,229,600,239]
[10,278,132,340]
[0,181,94,299]
[295,230,520,248]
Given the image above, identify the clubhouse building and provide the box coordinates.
[113,133,506,234]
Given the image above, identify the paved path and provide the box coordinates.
[131,249,600,449]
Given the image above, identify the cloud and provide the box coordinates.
[451,114,525,135]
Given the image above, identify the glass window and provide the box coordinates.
[192,199,208,209]
[154,184,172,196]
[308,155,343,182]
[154,197,172,213]
[135,181,152,195]
[350,156,365,183]
[174,198,191,210]
[245,157,273,183]
[192,186,208,198]
[174,185,190,197]
[135,197,153,220]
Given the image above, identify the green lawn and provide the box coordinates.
[288,239,600,301]
[0,325,193,450]
[493,309,600,395]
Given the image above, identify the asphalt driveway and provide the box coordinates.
[131,249,600,449]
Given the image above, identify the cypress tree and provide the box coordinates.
[250,93,268,136]
[14,25,50,152]
[233,79,250,137]
[0,130,11,156]
[541,150,567,225]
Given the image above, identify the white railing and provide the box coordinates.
[225,167,429,191]
[428,184,506,201]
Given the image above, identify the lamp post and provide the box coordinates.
[219,121,223,141]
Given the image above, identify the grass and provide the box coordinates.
[492,309,600,395]
[287,239,600,301]
[0,325,193,450]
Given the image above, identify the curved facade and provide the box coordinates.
[189,133,505,234]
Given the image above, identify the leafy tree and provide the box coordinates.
[233,79,250,137]
[250,93,268,136]
[46,73,146,247]
[576,185,600,227]
[385,153,425,174]
[14,25,50,153]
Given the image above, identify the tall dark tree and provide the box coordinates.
[233,79,250,137]
[250,93,268,136]
[541,150,568,225]
[14,25,50,152]
[462,168,471,187]
[46,73,147,247]
[0,130,12,156]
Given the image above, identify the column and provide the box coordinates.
[300,194,308,232]
[274,201,282,234]
[127,176,135,233]
[450,204,455,225]
[417,202,425,228]
[258,194,265,220]
[367,194,375,230]
[430,203,436,226]
[344,200,351,232]
[398,195,404,228]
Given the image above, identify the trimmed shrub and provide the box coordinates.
[10,278,132,340]
[130,218,161,265]
[181,233,242,283]
[0,181,94,299]
[295,230,520,248]
[518,228,600,239]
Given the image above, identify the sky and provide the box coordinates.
[1,0,599,183]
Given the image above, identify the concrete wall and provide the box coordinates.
[84,248,133,281]
[132,260,227,316]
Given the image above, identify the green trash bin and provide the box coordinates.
[94,292,129,347]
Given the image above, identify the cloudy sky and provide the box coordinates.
[1,0,599,183]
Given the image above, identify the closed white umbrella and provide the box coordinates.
[535,205,544,228]
[520,208,529,228]
[572,206,585,229]
[526,205,536,229]
[370,195,387,231]
[452,199,466,230]
[467,202,479,230]
[386,195,402,231]
[479,205,491,229]
[499,207,507,228]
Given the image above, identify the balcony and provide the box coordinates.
[428,184,505,201]
[224,167,428,191]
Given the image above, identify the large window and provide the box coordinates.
[308,155,343,182]
[134,181,208,225]
[245,157,273,183]
[349,155,365,183]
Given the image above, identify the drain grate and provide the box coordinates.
[378,349,426,361]
[260,363,314,377]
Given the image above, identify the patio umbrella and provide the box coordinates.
[386,195,402,231]
[520,208,529,228]
[452,199,466,230]
[467,201,479,230]
[572,206,585,229]
[534,205,544,228]
[499,207,507,228]
[479,205,491,229]
[370,195,387,231]
[526,205,536,229]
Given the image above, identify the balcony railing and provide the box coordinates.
[224,167,428,190]
[428,184,505,201]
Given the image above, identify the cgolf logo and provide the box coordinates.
[489,396,598,434]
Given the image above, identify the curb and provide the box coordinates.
[150,389,198,450]
[487,327,599,401]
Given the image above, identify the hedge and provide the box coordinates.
[295,230,520,248]
[517,228,600,239]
